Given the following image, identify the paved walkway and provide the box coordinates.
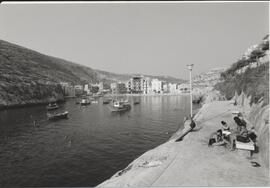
[98,101,269,187]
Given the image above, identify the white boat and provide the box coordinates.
[91,100,98,104]
[81,98,91,106]
[109,100,131,112]
[47,111,68,120]
[46,103,59,110]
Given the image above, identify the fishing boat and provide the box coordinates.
[46,103,59,110]
[80,98,91,106]
[133,101,140,105]
[103,98,112,104]
[109,100,131,112]
[47,111,68,120]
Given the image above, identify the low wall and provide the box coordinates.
[235,92,269,168]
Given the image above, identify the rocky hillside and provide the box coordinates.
[193,67,227,88]
[215,35,269,106]
[0,39,184,108]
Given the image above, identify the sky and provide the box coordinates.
[0,2,269,79]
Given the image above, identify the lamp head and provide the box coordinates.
[187,64,194,71]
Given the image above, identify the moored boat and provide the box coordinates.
[109,100,131,112]
[80,98,91,106]
[133,101,140,105]
[103,98,112,104]
[46,103,59,110]
[47,111,69,120]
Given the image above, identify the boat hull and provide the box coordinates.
[47,111,69,120]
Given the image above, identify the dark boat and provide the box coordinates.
[109,100,131,112]
[47,111,69,120]
[46,103,59,110]
[103,98,112,104]
[133,101,140,105]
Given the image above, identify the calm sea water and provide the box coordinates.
[0,95,197,187]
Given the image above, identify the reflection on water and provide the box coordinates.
[0,95,197,187]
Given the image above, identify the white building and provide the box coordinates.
[178,83,190,93]
[169,83,178,94]
[99,82,104,93]
[151,79,162,94]
[126,76,151,94]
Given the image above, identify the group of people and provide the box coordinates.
[208,114,257,151]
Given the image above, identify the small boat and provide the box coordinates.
[103,98,112,104]
[109,100,131,112]
[47,111,68,120]
[80,98,91,106]
[91,100,98,104]
[133,101,140,105]
[46,103,59,110]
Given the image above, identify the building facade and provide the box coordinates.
[111,82,127,94]
[151,79,163,94]
[126,76,151,94]
[178,83,190,93]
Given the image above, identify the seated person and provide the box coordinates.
[236,126,250,143]
[221,121,230,132]
[248,126,257,142]
[190,118,196,129]
[233,116,246,133]
[208,129,229,146]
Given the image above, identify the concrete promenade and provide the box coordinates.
[98,101,269,187]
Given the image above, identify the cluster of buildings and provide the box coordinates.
[59,68,227,97]
[110,76,189,95]
[237,35,269,75]
[60,82,107,97]
[110,68,227,95]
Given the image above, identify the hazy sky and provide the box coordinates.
[0,2,268,79]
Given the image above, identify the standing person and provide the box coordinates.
[190,118,196,129]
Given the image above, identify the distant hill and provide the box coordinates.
[192,67,227,88]
[95,69,185,84]
[0,39,185,108]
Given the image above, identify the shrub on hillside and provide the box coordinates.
[215,63,269,106]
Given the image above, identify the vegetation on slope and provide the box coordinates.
[0,39,185,108]
[215,35,269,106]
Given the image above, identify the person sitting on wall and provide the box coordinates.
[248,126,257,142]
[233,116,246,133]
[208,129,229,146]
[236,126,250,143]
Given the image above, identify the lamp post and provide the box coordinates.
[187,64,194,119]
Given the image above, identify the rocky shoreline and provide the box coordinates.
[0,98,66,111]
[97,100,269,187]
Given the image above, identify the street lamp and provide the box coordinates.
[187,64,194,119]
